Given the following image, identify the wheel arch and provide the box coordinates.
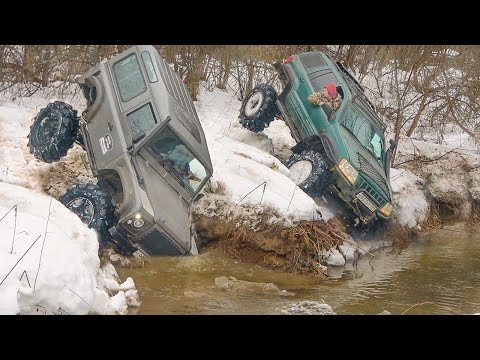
[97,169,124,207]
[290,134,339,166]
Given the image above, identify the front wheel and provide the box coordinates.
[59,183,116,232]
[239,84,279,133]
[285,150,334,197]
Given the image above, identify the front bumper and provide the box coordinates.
[109,224,189,257]
[329,169,391,224]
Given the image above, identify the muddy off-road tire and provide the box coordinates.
[285,150,334,197]
[59,183,116,232]
[27,101,79,163]
[239,84,279,133]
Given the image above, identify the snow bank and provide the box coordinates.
[0,182,140,315]
[194,86,333,223]
[390,168,429,228]
[0,97,138,315]
[394,138,480,220]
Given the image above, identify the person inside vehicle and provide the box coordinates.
[307,83,342,117]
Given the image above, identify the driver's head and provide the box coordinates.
[324,83,338,99]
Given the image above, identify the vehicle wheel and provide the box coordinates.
[285,150,334,197]
[59,183,116,232]
[27,101,79,163]
[239,84,279,133]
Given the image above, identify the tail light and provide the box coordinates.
[283,55,295,64]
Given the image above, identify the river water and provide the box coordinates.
[120,222,480,315]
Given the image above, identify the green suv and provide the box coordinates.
[238,52,395,225]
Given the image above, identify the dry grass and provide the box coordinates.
[194,213,347,277]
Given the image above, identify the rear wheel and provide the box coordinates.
[239,84,279,133]
[27,101,79,163]
[285,150,334,197]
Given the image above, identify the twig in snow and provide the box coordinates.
[259,182,267,205]
[0,204,16,223]
[236,181,267,206]
[55,308,70,315]
[20,270,31,288]
[0,235,42,287]
[395,147,460,167]
[34,199,53,292]
[10,205,18,254]
[68,289,98,315]
[284,185,297,215]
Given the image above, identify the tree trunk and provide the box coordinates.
[406,94,428,137]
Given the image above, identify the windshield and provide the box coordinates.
[341,104,384,164]
[146,126,209,194]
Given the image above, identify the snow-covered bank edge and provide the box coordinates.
[0,96,140,315]
[190,86,480,276]
[0,182,140,314]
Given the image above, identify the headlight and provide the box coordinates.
[379,202,394,217]
[124,212,151,232]
[338,158,358,185]
[134,218,145,228]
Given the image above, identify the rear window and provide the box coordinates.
[308,69,338,92]
[113,54,147,102]
[300,53,327,69]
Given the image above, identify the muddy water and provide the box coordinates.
[119,223,480,314]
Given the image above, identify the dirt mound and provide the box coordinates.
[193,206,348,277]
[38,145,95,199]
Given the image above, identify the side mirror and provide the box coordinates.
[389,139,397,152]
[132,130,146,144]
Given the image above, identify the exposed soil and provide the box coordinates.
[193,201,351,277]
[38,145,95,199]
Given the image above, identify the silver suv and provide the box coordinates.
[28,45,213,257]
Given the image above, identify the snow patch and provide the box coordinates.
[194,86,334,223]
[390,168,429,228]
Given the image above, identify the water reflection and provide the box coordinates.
[118,223,480,314]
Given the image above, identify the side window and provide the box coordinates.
[126,103,157,136]
[141,51,158,82]
[113,54,147,102]
[308,70,337,92]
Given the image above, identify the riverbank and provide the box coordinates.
[189,87,479,276]
[1,84,478,314]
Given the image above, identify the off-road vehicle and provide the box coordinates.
[238,52,395,225]
[28,45,213,256]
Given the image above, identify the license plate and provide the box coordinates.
[356,192,377,213]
